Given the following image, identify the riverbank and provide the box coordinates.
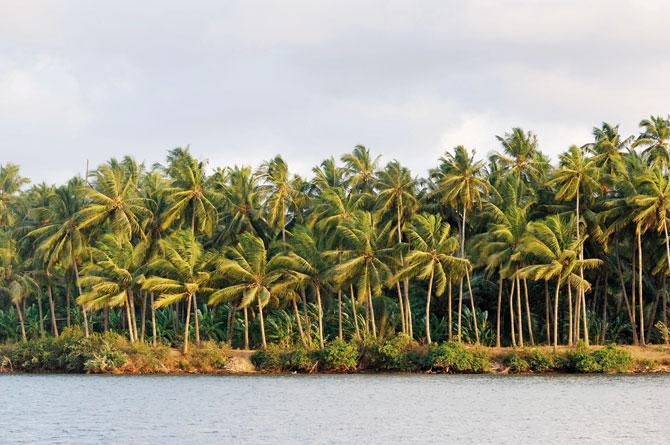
[1,329,669,375]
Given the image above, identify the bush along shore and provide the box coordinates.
[1,331,669,375]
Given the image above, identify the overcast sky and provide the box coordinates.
[2,0,670,183]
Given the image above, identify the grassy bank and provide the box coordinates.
[1,330,669,375]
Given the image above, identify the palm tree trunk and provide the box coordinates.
[523,278,534,345]
[465,270,479,344]
[576,190,589,346]
[457,278,464,341]
[350,284,360,340]
[581,286,589,345]
[292,298,307,347]
[574,283,581,343]
[47,283,58,337]
[192,293,200,346]
[458,204,467,342]
[567,285,573,346]
[183,294,193,353]
[425,268,435,344]
[103,306,109,332]
[124,292,135,343]
[337,289,343,340]
[150,292,157,346]
[515,275,524,347]
[600,279,608,345]
[301,288,312,345]
[545,281,551,346]
[243,305,250,349]
[396,283,406,335]
[315,285,325,349]
[447,281,452,340]
[72,259,89,337]
[496,275,502,347]
[368,283,377,338]
[509,279,516,348]
[258,298,267,349]
[615,244,638,344]
[226,304,235,343]
[553,279,561,351]
[36,291,44,337]
[141,291,147,343]
[14,302,26,341]
[128,287,138,343]
[638,229,646,345]
[66,283,71,327]
[404,279,412,338]
[663,219,670,274]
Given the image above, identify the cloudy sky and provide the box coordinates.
[2,0,670,183]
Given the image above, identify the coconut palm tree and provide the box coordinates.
[208,232,291,349]
[519,215,601,349]
[430,145,489,343]
[78,234,148,342]
[634,116,670,171]
[143,231,212,353]
[0,163,29,227]
[342,145,380,195]
[396,214,467,344]
[0,231,35,341]
[258,155,297,242]
[492,128,546,183]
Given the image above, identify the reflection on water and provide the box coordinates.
[1,373,668,444]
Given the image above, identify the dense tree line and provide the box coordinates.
[2,118,670,352]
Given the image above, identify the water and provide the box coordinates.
[1,373,668,444]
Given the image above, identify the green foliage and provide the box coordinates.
[565,343,633,373]
[361,334,413,371]
[655,322,670,345]
[282,349,316,372]
[503,352,530,372]
[251,345,317,372]
[319,339,359,372]
[430,341,489,373]
[527,349,561,372]
[251,345,284,371]
[186,341,229,370]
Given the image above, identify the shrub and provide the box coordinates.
[504,352,530,372]
[403,348,433,371]
[430,341,489,373]
[282,349,316,372]
[527,349,561,372]
[592,344,633,372]
[319,340,358,372]
[187,341,229,370]
[361,334,413,371]
[251,345,284,371]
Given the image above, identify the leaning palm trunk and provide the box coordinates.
[258,298,267,349]
[615,246,638,344]
[396,283,406,335]
[465,270,479,344]
[515,275,524,347]
[567,285,573,346]
[553,279,561,350]
[404,283,413,338]
[637,229,646,345]
[496,275,503,347]
[73,259,89,337]
[150,292,157,346]
[292,298,307,347]
[315,285,325,349]
[192,293,200,346]
[183,293,193,353]
[350,285,360,340]
[368,284,377,338]
[301,289,312,345]
[128,288,139,343]
[14,302,27,341]
[457,278,464,341]
[545,281,551,346]
[47,283,58,337]
[523,278,534,345]
[509,279,516,347]
[243,306,250,349]
[425,268,435,344]
[140,292,147,343]
[124,292,135,343]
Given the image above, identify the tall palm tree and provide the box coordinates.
[0,231,35,341]
[430,145,489,343]
[258,155,297,242]
[634,116,670,171]
[396,214,467,344]
[342,145,380,194]
[0,163,29,227]
[492,128,546,183]
[519,215,601,349]
[143,231,212,353]
[548,145,599,345]
[208,232,290,349]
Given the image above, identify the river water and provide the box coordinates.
[1,373,668,444]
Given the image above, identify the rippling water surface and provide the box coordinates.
[1,373,668,444]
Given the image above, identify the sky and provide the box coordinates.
[2,0,670,184]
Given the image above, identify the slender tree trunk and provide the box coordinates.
[368,283,377,338]
[496,275,502,348]
[509,278,516,348]
[337,289,343,340]
[258,298,267,349]
[663,219,670,274]
[315,285,325,348]
[404,279,413,339]
[103,306,109,332]
[465,270,479,344]
[36,292,45,337]
[523,278,534,345]
[575,190,589,347]
[125,292,135,343]
[545,281,551,346]
[600,275,608,345]
[457,204,467,341]
[553,280,561,351]
[574,283,581,343]
[47,283,58,337]
[73,259,89,337]
[447,281,452,341]
[128,287,138,343]
[515,274,524,347]
[66,284,71,327]
[615,244,638,344]
[396,283,406,335]
[226,304,235,343]
[457,278,464,341]
[243,305,250,349]
[301,289,312,345]
[350,284,360,340]
[567,285,573,346]
[192,293,200,346]
[150,292,157,346]
[183,294,193,353]
[581,285,589,346]
[292,298,306,347]
[425,268,435,344]
[638,229,646,345]
[141,291,147,343]
[14,302,26,341]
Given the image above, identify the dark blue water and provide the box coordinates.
[1,374,668,444]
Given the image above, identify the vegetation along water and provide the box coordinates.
[3,119,670,373]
